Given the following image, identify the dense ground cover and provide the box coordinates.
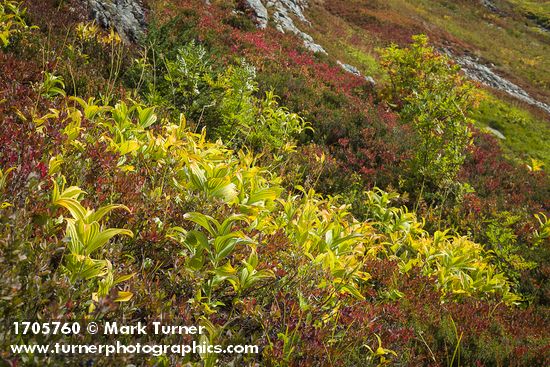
[0,0,549,365]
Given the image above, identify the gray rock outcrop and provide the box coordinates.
[268,0,310,25]
[337,61,361,76]
[337,61,376,85]
[480,0,498,13]
[242,0,381,82]
[241,0,326,54]
[86,0,146,43]
[454,54,550,115]
[243,0,269,29]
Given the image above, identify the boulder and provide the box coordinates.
[241,0,269,29]
[86,0,146,43]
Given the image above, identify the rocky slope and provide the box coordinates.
[84,0,549,116]
[454,54,550,115]
[242,0,326,53]
[241,0,550,116]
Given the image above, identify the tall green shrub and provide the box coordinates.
[380,35,478,201]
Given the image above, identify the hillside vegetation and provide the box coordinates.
[308,0,550,166]
[0,0,549,366]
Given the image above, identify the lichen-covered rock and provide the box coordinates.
[86,0,146,43]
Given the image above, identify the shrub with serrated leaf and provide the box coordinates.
[380,35,478,202]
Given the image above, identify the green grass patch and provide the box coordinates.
[342,43,386,80]
[472,92,550,168]
[508,0,550,29]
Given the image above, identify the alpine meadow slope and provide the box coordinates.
[0,0,549,366]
